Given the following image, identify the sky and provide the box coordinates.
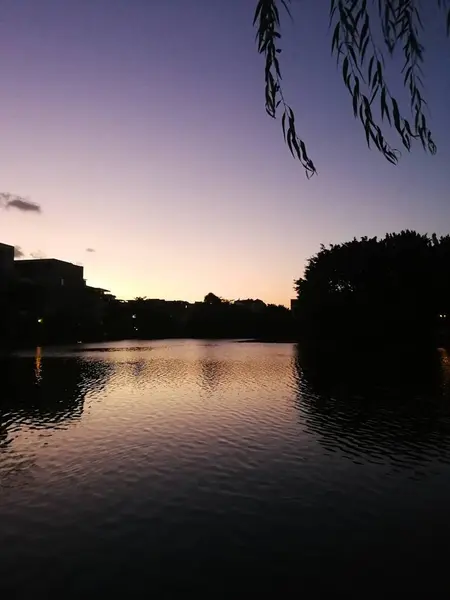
[1,0,450,305]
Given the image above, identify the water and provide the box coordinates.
[2,340,450,596]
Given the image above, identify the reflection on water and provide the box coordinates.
[2,340,450,597]
[199,353,225,393]
[294,344,450,467]
[34,346,42,383]
[0,350,114,449]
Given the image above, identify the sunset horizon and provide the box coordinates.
[2,0,449,306]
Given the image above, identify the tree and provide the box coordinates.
[254,1,450,176]
[203,292,223,306]
[294,230,450,343]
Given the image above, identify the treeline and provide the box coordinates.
[2,291,293,348]
[105,294,293,342]
[294,230,450,346]
[4,229,450,349]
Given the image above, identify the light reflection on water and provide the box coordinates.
[1,340,450,596]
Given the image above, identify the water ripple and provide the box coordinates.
[1,340,450,596]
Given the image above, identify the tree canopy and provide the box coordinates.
[294,230,450,343]
[254,1,450,176]
[204,292,223,306]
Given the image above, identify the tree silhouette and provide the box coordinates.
[254,1,450,176]
[204,292,223,306]
[294,231,450,344]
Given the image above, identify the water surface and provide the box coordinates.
[1,340,450,596]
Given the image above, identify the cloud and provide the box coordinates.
[14,246,24,258]
[85,248,96,253]
[7,198,41,213]
[0,193,42,213]
[30,250,46,259]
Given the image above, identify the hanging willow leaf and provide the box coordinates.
[253,0,316,176]
[254,0,448,176]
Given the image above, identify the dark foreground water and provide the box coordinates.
[2,340,450,597]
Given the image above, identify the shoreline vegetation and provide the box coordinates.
[2,231,450,352]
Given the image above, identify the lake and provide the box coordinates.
[2,339,450,597]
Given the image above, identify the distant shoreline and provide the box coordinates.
[3,337,298,355]
[237,338,297,344]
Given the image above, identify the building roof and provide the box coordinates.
[15,258,81,268]
[86,286,111,294]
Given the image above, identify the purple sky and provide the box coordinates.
[1,0,450,305]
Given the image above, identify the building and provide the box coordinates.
[12,252,113,340]
[0,243,15,343]
[0,241,117,344]
[14,258,85,289]
[0,242,14,285]
[18,258,111,323]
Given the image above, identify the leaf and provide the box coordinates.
[403,120,414,138]
[369,83,379,104]
[299,140,308,158]
[368,55,375,83]
[347,43,358,67]
[364,120,371,148]
[360,35,369,64]
[286,128,294,156]
[403,65,412,86]
[403,133,411,151]
[352,94,358,117]
[392,97,401,132]
[360,16,369,51]
[371,68,379,90]
[291,134,301,159]
[331,22,340,52]
[342,56,349,86]
[376,60,383,84]
[280,0,292,19]
[273,56,282,78]
[253,0,263,25]
[359,103,365,126]
[329,0,337,27]
[352,77,360,116]
[272,2,280,25]
[380,87,389,122]
[288,106,295,124]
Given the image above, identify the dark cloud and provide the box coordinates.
[0,193,42,213]
[14,246,24,258]
[7,198,41,213]
[30,250,46,259]
[85,248,96,253]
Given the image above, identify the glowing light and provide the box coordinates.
[37,318,43,323]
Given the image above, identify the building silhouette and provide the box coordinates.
[0,242,15,285]
[0,242,294,346]
[0,243,113,345]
